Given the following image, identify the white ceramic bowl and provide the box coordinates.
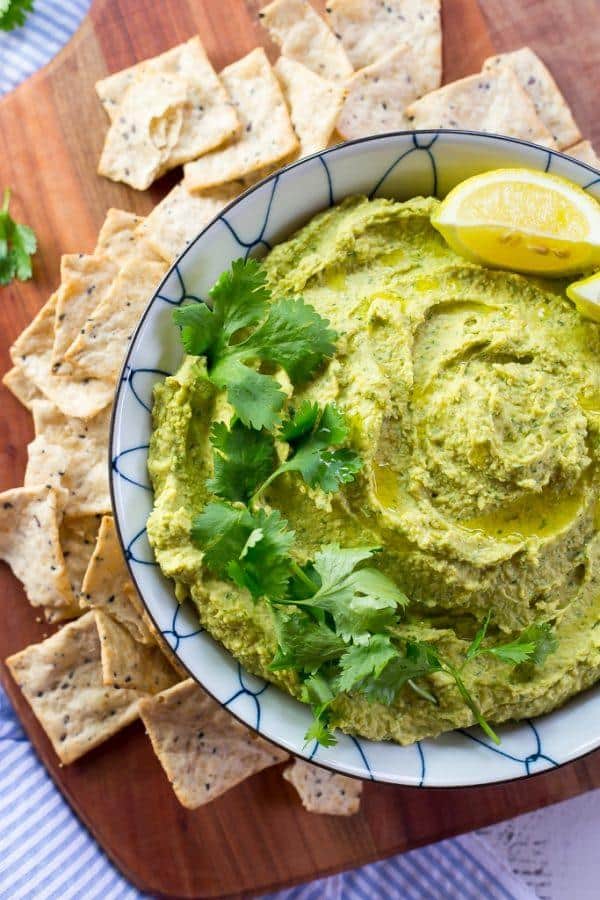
[111,130,600,787]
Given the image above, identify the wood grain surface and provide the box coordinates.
[0,1,599,897]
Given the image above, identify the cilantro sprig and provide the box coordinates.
[0,190,37,285]
[0,0,34,31]
[173,259,337,429]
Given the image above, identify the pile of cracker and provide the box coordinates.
[0,214,360,816]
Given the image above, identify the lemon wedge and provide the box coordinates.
[431,169,600,277]
[567,271,600,322]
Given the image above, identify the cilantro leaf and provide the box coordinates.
[0,0,34,31]
[487,622,557,666]
[207,420,275,502]
[336,633,398,694]
[192,501,294,600]
[0,190,37,285]
[280,400,320,442]
[358,641,441,705]
[173,259,336,429]
[301,672,338,747]
[304,716,337,748]
[465,609,492,661]
[270,611,345,673]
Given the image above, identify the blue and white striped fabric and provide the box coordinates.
[0,0,89,96]
[0,7,538,899]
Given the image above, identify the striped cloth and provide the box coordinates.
[0,6,538,899]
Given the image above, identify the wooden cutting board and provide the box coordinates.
[0,1,599,897]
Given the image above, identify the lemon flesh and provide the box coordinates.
[432,168,600,277]
[567,270,600,322]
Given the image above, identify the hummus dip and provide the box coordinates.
[148,196,600,745]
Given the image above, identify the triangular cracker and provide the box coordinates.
[95,611,179,693]
[336,43,440,140]
[405,66,556,147]
[483,47,580,150]
[2,365,42,411]
[139,679,288,808]
[275,57,346,156]
[95,208,145,258]
[283,758,362,815]
[183,48,299,191]
[25,400,111,517]
[80,515,154,645]
[0,485,74,610]
[326,0,441,73]
[6,612,143,764]
[259,0,353,82]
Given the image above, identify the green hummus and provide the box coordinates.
[148,196,600,744]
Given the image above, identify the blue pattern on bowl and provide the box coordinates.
[110,130,600,786]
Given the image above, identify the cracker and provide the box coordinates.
[6,612,143,764]
[141,182,241,263]
[405,66,556,147]
[42,516,100,624]
[80,515,154,645]
[139,679,288,808]
[98,72,187,190]
[283,759,362,815]
[51,253,118,368]
[25,400,111,517]
[259,0,353,82]
[9,292,114,420]
[2,365,42,411]
[336,43,440,140]
[483,47,580,150]
[95,611,179,693]
[96,37,239,167]
[184,48,298,192]
[275,57,346,156]
[95,208,144,258]
[566,140,600,169]
[0,485,74,610]
[326,0,441,73]
[63,241,168,382]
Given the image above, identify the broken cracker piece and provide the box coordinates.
[259,0,353,82]
[95,610,179,693]
[6,612,143,764]
[96,37,239,168]
[283,758,362,815]
[25,400,111,517]
[405,66,555,148]
[483,47,580,150]
[0,485,74,610]
[80,515,154,645]
[184,48,298,192]
[98,72,187,190]
[141,182,241,263]
[139,679,288,808]
[326,0,441,73]
[275,57,346,156]
[336,43,440,140]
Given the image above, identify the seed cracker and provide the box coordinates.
[9,291,114,420]
[6,612,143,765]
[0,485,75,610]
[139,679,288,809]
[95,611,179,694]
[140,182,241,263]
[95,208,145,258]
[405,66,556,148]
[98,72,187,190]
[336,43,440,140]
[25,400,111,517]
[275,57,346,156]
[567,140,600,169]
[283,758,362,815]
[43,515,103,623]
[2,365,42,411]
[96,37,239,168]
[259,0,353,82]
[184,48,298,192]
[80,515,155,645]
[483,47,580,150]
[326,0,441,73]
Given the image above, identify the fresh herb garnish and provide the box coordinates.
[173,259,337,429]
[0,189,37,285]
[0,0,34,31]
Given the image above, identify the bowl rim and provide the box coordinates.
[109,128,600,787]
